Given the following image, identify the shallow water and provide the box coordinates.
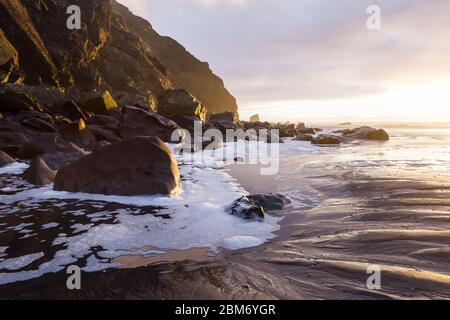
[2,128,450,299]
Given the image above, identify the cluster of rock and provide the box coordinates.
[0,0,300,222]
[0,88,290,197]
[263,121,390,146]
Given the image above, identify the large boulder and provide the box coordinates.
[0,90,42,115]
[250,114,260,122]
[54,137,180,196]
[120,106,184,143]
[22,157,56,185]
[311,135,341,145]
[158,89,207,123]
[81,91,118,115]
[0,150,14,167]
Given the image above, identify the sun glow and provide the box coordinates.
[240,78,450,123]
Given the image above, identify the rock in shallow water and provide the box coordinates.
[294,134,314,142]
[311,135,341,145]
[54,137,180,196]
[226,196,265,221]
[247,193,292,211]
[22,157,56,185]
[226,193,292,221]
[344,126,390,141]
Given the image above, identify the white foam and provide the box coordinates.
[0,252,44,271]
[42,222,59,230]
[0,146,282,284]
[0,162,29,175]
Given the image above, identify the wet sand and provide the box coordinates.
[2,143,450,299]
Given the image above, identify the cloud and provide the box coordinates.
[116,0,450,120]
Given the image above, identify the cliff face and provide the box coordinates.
[0,0,238,115]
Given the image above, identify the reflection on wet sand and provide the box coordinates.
[114,247,216,268]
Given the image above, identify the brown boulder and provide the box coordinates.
[82,91,118,115]
[209,112,239,133]
[250,114,260,122]
[294,134,314,142]
[312,135,341,145]
[158,89,207,123]
[22,157,55,185]
[60,119,97,150]
[278,123,296,137]
[54,137,180,196]
[342,127,390,141]
[120,106,184,143]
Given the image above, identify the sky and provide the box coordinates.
[117,0,450,123]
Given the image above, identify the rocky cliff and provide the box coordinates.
[0,0,238,115]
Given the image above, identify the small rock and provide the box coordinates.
[22,157,56,185]
[250,114,260,122]
[0,150,15,167]
[247,193,292,211]
[226,196,265,221]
